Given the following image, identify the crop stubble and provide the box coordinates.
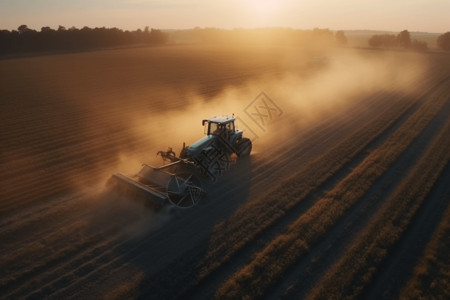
[1,45,449,299]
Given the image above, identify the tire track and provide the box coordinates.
[305,93,450,299]
[181,78,434,299]
[0,47,439,299]
[2,196,149,298]
[136,91,423,298]
[362,95,450,300]
[34,87,410,300]
[270,81,450,299]
[214,74,449,299]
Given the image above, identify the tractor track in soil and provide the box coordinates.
[1,58,281,215]
[3,86,428,298]
[1,46,448,299]
[15,84,410,300]
[364,161,450,300]
[179,73,447,299]
[135,84,428,298]
[33,92,391,299]
[362,97,450,300]
[268,79,450,299]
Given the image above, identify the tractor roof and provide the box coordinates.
[204,115,235,124]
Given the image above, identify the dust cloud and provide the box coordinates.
[114,48,425,166]
[1,45,425,220]
[0,43,428,251]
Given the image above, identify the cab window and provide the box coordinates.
[226,122,234,132]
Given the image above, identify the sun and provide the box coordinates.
[237,0,295,26]
[244,0,282,15]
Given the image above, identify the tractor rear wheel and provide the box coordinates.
[236,137,252,157]
[166,173,205,208]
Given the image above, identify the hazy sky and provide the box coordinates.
[0,0,448,32]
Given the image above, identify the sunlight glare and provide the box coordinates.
[237,0,297,26]
[245,0,282,15]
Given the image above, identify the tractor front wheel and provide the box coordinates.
[236,138,252,157]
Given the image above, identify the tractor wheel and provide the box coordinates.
[203,148,231,176]
[166,173,205,208]
[236,138,252,157]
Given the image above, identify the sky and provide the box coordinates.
[0,0,448,33]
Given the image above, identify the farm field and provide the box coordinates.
[1,44,449,299]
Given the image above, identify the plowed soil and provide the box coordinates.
[1,45,449,299]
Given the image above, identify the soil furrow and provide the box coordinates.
[180,91,424,299]
[135,86,426,298]
[196,79,431,279]
[2,46,446,300]
[2,198,145,298]
[41,89,410,299]
[268,89,450,300]
[183,73,443,299]
[215,75,449,299]
[362,97,450,300]
[305,90,450,300]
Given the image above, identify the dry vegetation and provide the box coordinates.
[308,111,450,299]
[214,73,450,299]
[400,201,450,299]
[199,91,415,280]
[1,42,449,299]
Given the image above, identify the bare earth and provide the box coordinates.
[1,44,449,299]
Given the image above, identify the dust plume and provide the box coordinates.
[114,48,425,166]
[1,45,425,212]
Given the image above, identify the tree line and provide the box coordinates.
[437,32,450,51]
[168,27,347,46]
[0,25,169,55]
[368,30,450,52]
[0,25,351,55]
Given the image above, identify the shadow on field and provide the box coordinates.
[104,157,253,299]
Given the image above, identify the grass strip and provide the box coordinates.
[307,114,450,300]
[214,86,448,298]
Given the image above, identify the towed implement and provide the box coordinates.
[109,115,252,209]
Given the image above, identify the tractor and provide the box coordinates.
[109,115,252,209]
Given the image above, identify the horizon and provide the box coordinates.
[0,25,445,35]
[0,0,449,33]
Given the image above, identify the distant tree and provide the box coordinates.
[41,26,53,32]
[149,28,169,44]
[411,39,428,51]
[397,30,411,48]
[312,28,333,38]
[335,30,347,45]
[368,35,382,47]
[0,25,170,55]
[368,29,429,52]
[17,24,30,34]
[368,34,397,48]
[437,32,450,51]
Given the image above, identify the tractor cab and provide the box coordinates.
[185,114,249,161]
[202,115,236,136]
